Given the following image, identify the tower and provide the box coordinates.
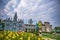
[28,19,33,24]
[14,12,17,22]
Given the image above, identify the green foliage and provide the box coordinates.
[42,32,60,40]
[55,27,60,30]
[0,22,5,31]
[55,27,60,33]
[34,30,39,36]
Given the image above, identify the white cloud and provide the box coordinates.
[2,0,59,27]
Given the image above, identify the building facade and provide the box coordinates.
[42,22,52,32]
[2,12,52,32]
[24,24,35,32]
[25,22,52,32]
[4,12,25,32]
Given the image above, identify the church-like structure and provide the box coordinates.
[2,12,52,32]
[4,12,25,32]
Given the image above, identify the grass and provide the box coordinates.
[42,33,60,40]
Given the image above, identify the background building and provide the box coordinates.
[25,24,35,32]
[25,22,52,32]
[4,12,25,32]
[2,12,52,32]
[42,22,52,32]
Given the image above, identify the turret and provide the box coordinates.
[14,12,17,22]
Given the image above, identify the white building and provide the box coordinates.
[42,22,52,32]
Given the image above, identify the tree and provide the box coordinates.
[0,22,5,31]
[55,26,60,33]
[0,19,1,22]
[38,21,42,28]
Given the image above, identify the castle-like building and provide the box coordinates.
[1,12,52,32]
[3,12,25,32]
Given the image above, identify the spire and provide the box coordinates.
[14,12,17,22]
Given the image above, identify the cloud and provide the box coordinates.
[0,0,60,27]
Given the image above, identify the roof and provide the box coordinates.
[24,24,35,26]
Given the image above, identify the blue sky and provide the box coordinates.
[0,0,60,28]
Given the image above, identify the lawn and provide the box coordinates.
[42,33,60,40]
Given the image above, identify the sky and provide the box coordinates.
[0,0,60,28]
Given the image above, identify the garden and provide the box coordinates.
[0,30,59,40]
